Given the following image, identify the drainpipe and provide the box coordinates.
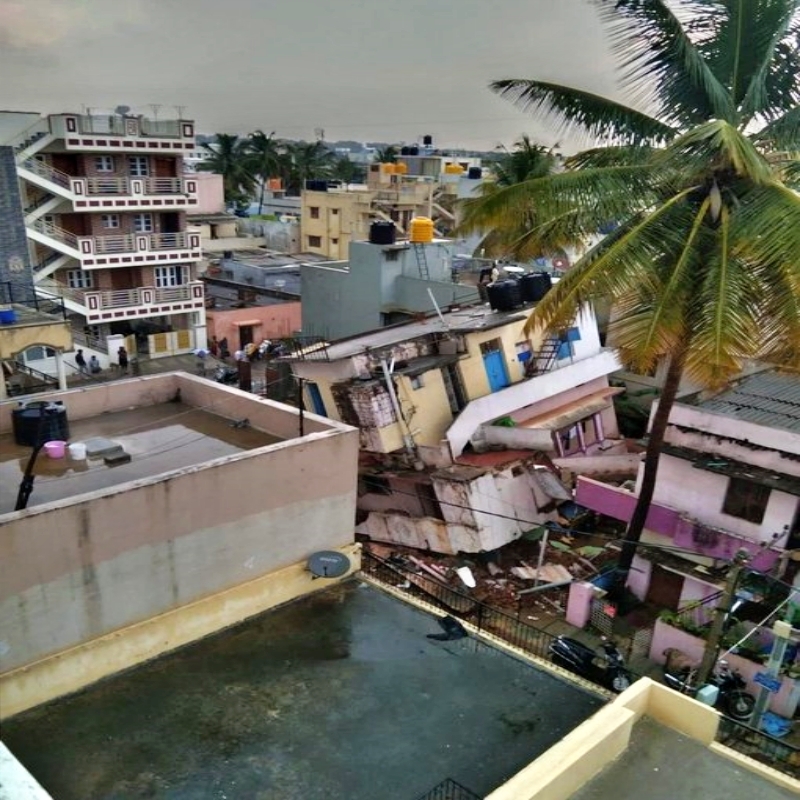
[380,356,420,465]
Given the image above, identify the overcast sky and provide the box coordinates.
[1,0,621,150]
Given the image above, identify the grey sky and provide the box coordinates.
[1,0,621,150]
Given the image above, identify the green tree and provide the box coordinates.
[373,145,399,163]
[480,0,800,593]
[246,130,282,215]
[198,134,254,206]
[331,155,365,185]
[458,134,562,258]
[281,140,337,195]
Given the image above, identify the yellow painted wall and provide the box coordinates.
[0,321,73,359]
[460,319,530,400]
[301,191,371,258]
[396,370,453,448]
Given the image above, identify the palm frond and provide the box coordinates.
[489,80,675,146]
[659,119,773,183]
[755,105,800,152]
[593,0,735,126]
[733,0,800,121]
[565,145,655,170]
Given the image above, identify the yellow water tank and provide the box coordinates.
[409,216,435,244]
[380,163,396,174]
[444,163,465,174]
[394,161,408,175]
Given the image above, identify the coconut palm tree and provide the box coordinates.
[246,130,282,215]
[458,134,561,258]
[374,145,399,164]
[478,0,800,593]
[198,134,255,206]
[280,140,337,195]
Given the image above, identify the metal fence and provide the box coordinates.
[362,551,562,663]
[717,717,800,779]
[414,778,482,800]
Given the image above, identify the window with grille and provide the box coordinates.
[308,235,322,247]
[721,477,770,524]
[95,156,114,172]
[309,207,320,219]
[128,156,149,176]
[154,265,188,287]
[101,214,119,229]
[133,213,153,232]
[66,269,94,289]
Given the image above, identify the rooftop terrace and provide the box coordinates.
[2,582,604,800]
[0,401,280,513]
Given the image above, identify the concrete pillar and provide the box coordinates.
[55,350,67,390]
[0,361,7,400]
[566,581,596,629]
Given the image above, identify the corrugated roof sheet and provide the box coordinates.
[694,371,800,433]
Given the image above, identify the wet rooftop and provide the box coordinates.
[3,582,604,800]
[0,402,280,513]
[570,717,798,800]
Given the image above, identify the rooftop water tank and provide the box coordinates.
[467,166,483,179]
[423,135,433,146]
[519,272,553,303]
[394,161,408,175]
[487,279,522,312]
[444,163,464,175]
[400,146,411,156]
[12,400,70,447]
[380,163,395,174]
[409,217,434,244]
[305,179,328,191]
[408,145,420,156]
[369,221,397,245]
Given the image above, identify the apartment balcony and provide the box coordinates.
[27,220,202,268]
[46,114,195,155]
[19,159,199,213]
[38,280,205,324]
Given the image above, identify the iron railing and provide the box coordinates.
[30,218,79,249]
[273,335,330,362]
[22,158,71,188]
[362,551,561,663]
[414,778,481,800]
[717,717,800,779]
[0,281,67,320]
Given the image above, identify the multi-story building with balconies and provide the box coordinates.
[1,109,206,368]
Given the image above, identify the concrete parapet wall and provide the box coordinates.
[0,545,360,718]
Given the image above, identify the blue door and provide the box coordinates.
[483,349,510,392]
[306,382,327,416]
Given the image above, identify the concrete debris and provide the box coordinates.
[510,563,573,583]
[487,562,503,577]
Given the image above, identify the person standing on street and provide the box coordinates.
[75,349,88,378]
[117,346,129,374]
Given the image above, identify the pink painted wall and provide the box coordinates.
[191,172,225,214]
[649,618,796,716]
[627,555,652,601]
[206,304,301,350]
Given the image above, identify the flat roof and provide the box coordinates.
[318,305,529,361]
[0,403,280,512]
[3,583,604,799]
[570,717,798,800]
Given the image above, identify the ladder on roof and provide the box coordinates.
[412,243,430,280]
[526,336,562,376]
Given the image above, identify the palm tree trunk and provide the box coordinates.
[613,346,688,596]
[258,179,266,216]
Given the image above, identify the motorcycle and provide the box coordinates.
[549,635,632,693]
[663,657,756,721]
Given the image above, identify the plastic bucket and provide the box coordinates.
[68,442,87,460]
[44,440,67,459]
[0,309,17,325]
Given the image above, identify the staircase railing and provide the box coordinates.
[30,219,79,249]
[22,158,71,188]
[413,778,481,800]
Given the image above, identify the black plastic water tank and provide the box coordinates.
[519,272,553,302]
[422,135,433,146]
[369,221,397,245]
[408,145,419,156]
[400,146,411,156]
[222,250,233,260]
[467,167,483,179]
[305,179,328,192]
[12,401,70,447]
[487,279,522,312]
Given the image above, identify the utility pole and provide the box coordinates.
[749,619,794,730]
[697,548,750,687]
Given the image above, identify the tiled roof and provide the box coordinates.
[694,371,800,433]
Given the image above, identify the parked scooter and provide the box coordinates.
[663,656,756,721]
[549,635,632,693]
[214,365,239,385]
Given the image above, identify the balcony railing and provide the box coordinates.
[75,115,187,138]
[86,176,129,195]
[149,231,189,250]
[143,177,182,194]
[93,234,136,254]
[39,281,202,312]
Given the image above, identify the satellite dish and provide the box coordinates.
[307,551,351,579]
[115,105,131,116]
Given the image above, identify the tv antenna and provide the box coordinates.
[149,103,161,120]
[314,127,325,141]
